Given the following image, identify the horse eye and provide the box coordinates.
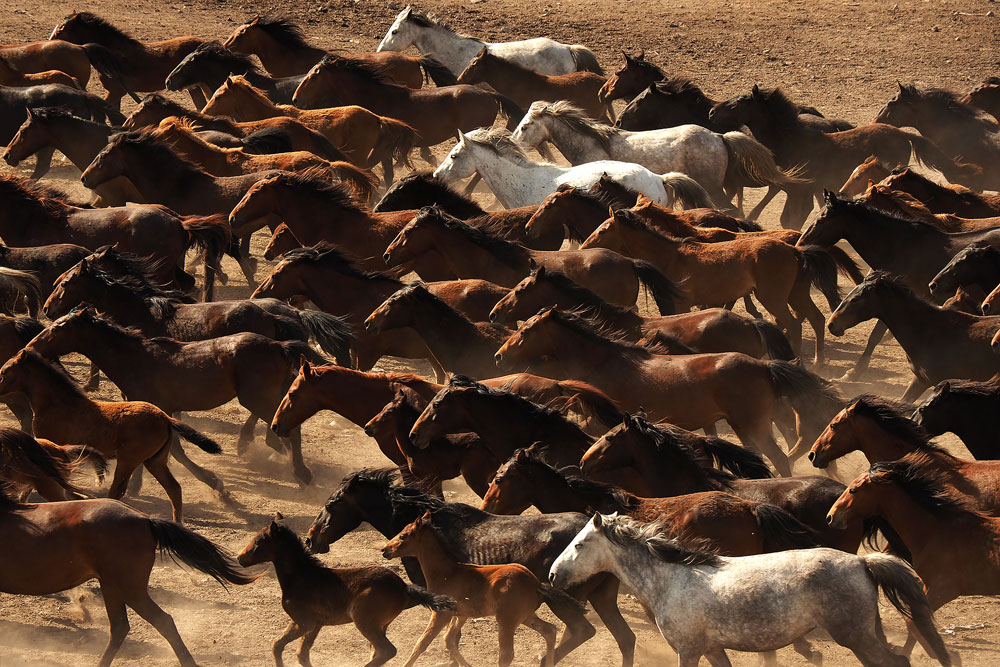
[848,487,856,495]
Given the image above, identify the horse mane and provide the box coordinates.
[405,9,478,40]
[608,207,685,243]
[12,349,88,399]
[61,11,141,47]
[11,316,44,343]
[158,116,236,154]
[376,171,485,217]
[597,513,721,566]
[307,365,437,393]
[464,128,542,168]
[76,263,186,319]
[541,308,651,355]
[900,84,999,129]
[653,76,711,101]
[316,54,397,86]
[847,394,956,460]
[934,376,1000,397]
[88,246,182,293]
[345,466,484,522]
[133,94,241,134]
[190,41,262,75]
[108,130,211,181]
[590,177,642,209]
[509,448,639,513]
[222,75,280,107]
[624,415,737,489]
[624,56,667,81]
[530,268,635,321]
[246,16,316,50]
[834,195,949,233]
[265,171,365,213]
[419,206,529,266]
[65,306,151,342]
[869,454,990,520]
[0,173,67,221]
[28,106,107,127]
[748,86,804,130]
[386,284,485,334]
[267,519,329,570]
[278,242,401,283]
[529,101,616,151]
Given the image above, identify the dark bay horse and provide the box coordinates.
[166,41,303,105]
[305,468,637,667]
[0,489,255,665]
[0,242,90,302]
[882,166,1000,218]
[914,377,1000,459]
[27,307,335,485]
[930,242,1000,302]
[963,77,1000,121]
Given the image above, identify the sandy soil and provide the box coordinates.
[1,0,1000,665]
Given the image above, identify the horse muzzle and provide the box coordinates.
[807,450,827,469]
[2,150,19,167]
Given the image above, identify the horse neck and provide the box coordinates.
[122,147,213,202]
[48,120,116,170]
[64,324,150,378]
[523,465,592,514]
[331,271,403,314]
[269,534,321,586]
[438,226,530,279]
[628,436,713,495]
[867,485,977,557]
[544,326,623,379]
[79,287,161,332]
[254,35,324,73]
[281,194,372,244]
[854,419,926,463]
[864,285,958,350]
[311,370,401,426]
[411,26,481,67]
[468,148,555,209]
[546,122,608,163]
[838,209,940,269]
[593,533,684,605]
[403,299,491,361]
[169,132,231,170]
[13,366,89,414]
[409,528,462,585]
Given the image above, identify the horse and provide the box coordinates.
[512,101,804,211]
[859,182,1000,232]
[165,41,304,104]
[0,487,255,665]
[551,512,950,667]
[377,6,603,77]
[458,49,612,122]
[494,308,837,477]
[306,468,636,666]
[27,306,337,486]
[0,425,92,501]
[0,40,93,87]
[810,394,1000,511]
[709,85,981,228]
[0,242,89,304]
[263,224,301,261]
[828,272,1000,401]
[0,60,80,88]
[434,128,715,209]
[963,77,1000,121]
[913,378,1000,459]
[365,285,513,379]
[224,15,428,83]
[383,509,571,667]
[383,206,681,313]
[580,208,854,362]
[0,315,45,430]
[0,349,229,522]
[238,512,455,667]
[881,166,1000,218]
[291,56,522,158]
[929,242,1000,302]
[49,11,207,108]
[489,266,795,360]
[828,456,1000,661]
[875,83,1000,188]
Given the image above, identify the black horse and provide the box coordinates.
[914,378,1000,459]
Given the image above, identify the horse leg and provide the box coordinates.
[779,189,815,230]
[127,593,197,666]
[446,616,475,667]
[584,576,633,667]
[791,637,823,665]
[273,621,307,667]
[235,234,258,288]
[295,625,321,667]
[755,292,802,355]
[4,394,34,433]
[829,620,908,667]
[283,426,313,487]
[96,589,130,667]
[85,361,101,391]
[402,611,452,667]
[107,458,140,502]
[236,412,257,455]
[188,87,208,110]
[524,613,559,667]
[419,146,435,166]
[168,425,230,502]
[742,295,763,319]
[380,157,395,189]
[28,146,56,179]
[144,443,184,522]
[733,421,791,477]
[745,186,779,222]
[496,614,518,667]
[705,649,733,667]
[788,285,827,366]
[355,616,398,667]
[771,400,800,456]
[843,321,889,381]
[900,377,930,404]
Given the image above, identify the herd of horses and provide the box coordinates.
[1,5,1000,667]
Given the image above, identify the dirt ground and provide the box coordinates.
[2,0,1000,665]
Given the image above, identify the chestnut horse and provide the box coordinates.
[0,425,90,501]
[881,166,1000,218]
[494,308,839,476]
[963,77,1000,121]
[859,182,1000,232]
[0,40,92,87]
[0,350,225,522]
[0,488,255,665]
[914,378,1000,460]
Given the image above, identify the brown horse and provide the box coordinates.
[0,60,79,88]
[580,208,853,362]
[0,488,255,665]
[488,266,795,360]
[0,425,90,501]
[859,182,1000,232]
[0,242,90,302]
[384,206,681,313]
[223,16,427,82]
[382,509,571,667]
[963,77,1000,121]
[839,155,896,197]
[913,377,1000,459]
[0,40,92,87]
[49,11,206,108]
[494,308,838,476]
[828,457,1000,660]
[238,513,455,667]
[291,56,521,157]
[263,223,301,260]
[366,285,513,379]
[482,446,820,556]
[809,394,1000,512]
[881,166,1000,218]
[457,47,611,121]
[27,307,333,486]
[0,349,226,521]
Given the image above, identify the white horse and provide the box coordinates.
[377,6,603,77]
[549,513,953,667]
[512,101,805,211]
[432,128,714,210]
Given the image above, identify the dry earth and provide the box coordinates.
[1,0,1000,665]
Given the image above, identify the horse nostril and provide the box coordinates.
[807,451,815,462]
[494,352,503,365]
[984,303,992,313]
[826,515,834,525]
[383,252,391,263]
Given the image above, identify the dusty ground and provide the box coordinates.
[1,0,1000,665]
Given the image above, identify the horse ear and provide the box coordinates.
[608,205,617,219]
[896,80,905,94]
[476,46,487,58]
[823,189,836,206]
[514,448,529,462]
[591,512,603,528]
[25,106,35,118]
[939,381,951,394]
[456,130,467,146]
[300,356,313,377]
[272,512,284,524]
[403,5,413,17]
[635,48,645,60]
[621,49,631,62]
[637,406,647,419]
[528,257,538,270]
[751,84,761,97]
[635,193,653,207]
[535,264,546,277]
[420,509,433,521]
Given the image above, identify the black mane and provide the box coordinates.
[316,55,397,86]
[268,172,364,213]
[61,12,141,47]
[417,207,529,267]
[278,243,401,283]
[248,16,316,51]
[869,455,988,519]
[190,41,262,75]
[847,394,952,458]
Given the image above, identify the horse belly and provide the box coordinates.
[489,41,575,76]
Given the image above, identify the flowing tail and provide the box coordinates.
[700,437,774,479]
[81,43,140,107]
[324,162,379,204]
[906,132,984,191]
[491,92,526,130]
[280,339,334,369]
[750,502,821,550]
[403,584,458,612]
[539,582,588,615]
[417,55,458,87]
[555,379,625,429]
[861,553,952,667]
[570,45,605,75]
[720,131,809,188]
[752,319,795,361]
[43,443,110,484]
[767,360,844,433]
[148,519,258,587]
[631,259,684,316]
[296,309,354,366]
[0,268,42,318]
[796,244,856,311]
[168,418,223,454]
[369,117,418,170]
[661,173,714,210]
[0,429,88,498]
[181,213,234,265]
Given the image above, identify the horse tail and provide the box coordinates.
[371,117,418,169]
[733,218,764,232]
[1,430,87,498]
[180,213,233,276]
[720,131,808,188]
[417,55,458,87]
[905,132,984,189]
[295,310,354,365]
[0,268,42,319]
[491,92,526,130]
[752,319,795,361]
[637,330,697,354]
[750,502,821,550]
[148,519,259,587]
[796,244,846,311]
[700,437,774,479]
[539,582,588,615]
[823,244,865,284]
[80,43,141,106]
[298,126,351,164]
[569,45,604,75]
[861,552,952,666]
[660,173,714,210]
[631,259,684,316]
[280,339,333,369]
[403,584,458,612]
[167,418,223,454]
[767,360,841,428]
[241,127,294,155]
[325,162,379,203]
[555,379,625,428]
